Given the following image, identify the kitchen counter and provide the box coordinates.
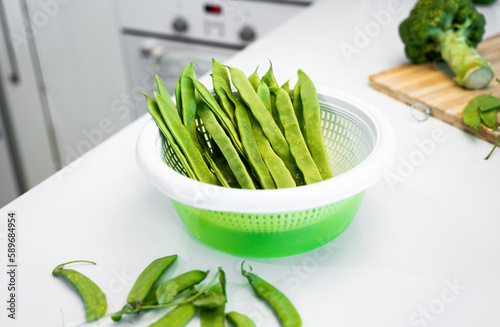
[2,1,500,326]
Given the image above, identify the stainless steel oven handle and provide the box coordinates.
[0,0,21,84]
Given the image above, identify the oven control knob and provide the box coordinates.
[172,17,188,33]
[239,26,256,42]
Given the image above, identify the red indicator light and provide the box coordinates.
[205,4,222,14]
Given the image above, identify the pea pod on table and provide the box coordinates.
[226,311,257,327]
[241,262,302,327]
[156,269,209,304]
[463,94,493,130]
[148,303,196,327]
[52,260,107,322]
[200,283,226,327]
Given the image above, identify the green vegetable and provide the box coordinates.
[242,262,302,327]
[228,66,305,186]
[200,283,226,327]
[399,0,493,89]
[52,260,107,322]
[248,66,260,91]
[197,101,256,189]
[177,64,199,146]
[479,106,498,129]
[226,311,257,327]
[471,0,495,4]
[269,86,323,185]
[222,84,276,189]
[297,70,333,180]
[153,90,217,185]
[148,304,196,327]
[156,270,209,305]
[480,97,500,112]
[127,255,178,308]
[462,94,493,130]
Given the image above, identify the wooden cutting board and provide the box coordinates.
[369,34,500,144]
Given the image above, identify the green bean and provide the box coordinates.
[212,58,231,89]
[127,255,178,308]
[175,78,182,118]
[178,63,198,143]
[197,101,256,189]
[270,87,322,185]
[155,75,177,110]
[241,263,301,327]
[200,283,225,327]
[281,80,292,101]
[198,134,231,188]
[297,70,333,180]
[52,260,107,322]
[250,114,296,188]
[144,95,197,180]
[154,91,217,185]
[262,61,278,88]
[463,94,492,130]
[212,60,236,124]
[226,311,256,327]
[248,66,260,91]
[262,64,283,132]
[228,66,304,186]
[257,79,272,115]
[156,270,209,305]
[191,78,245,157]
[148,304,196,327]
[220,81,276,189]
[206,137,241,188]
[292,80,304,135]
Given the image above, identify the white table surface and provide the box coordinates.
[2,1,500,326]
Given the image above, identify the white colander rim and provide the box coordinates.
[136,87,396,214]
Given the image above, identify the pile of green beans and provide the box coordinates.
[146,59,333,189]
[53,256,302,326]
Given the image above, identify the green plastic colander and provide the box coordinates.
[136,87,396,258]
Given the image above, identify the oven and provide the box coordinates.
[116,0,312,117]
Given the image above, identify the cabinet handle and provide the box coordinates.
[0,0,21,84]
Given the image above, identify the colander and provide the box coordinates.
[136,87,396,258]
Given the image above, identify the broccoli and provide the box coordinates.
[399,0,494,89]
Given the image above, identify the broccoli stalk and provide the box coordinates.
[399,0,494,90]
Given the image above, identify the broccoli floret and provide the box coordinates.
[399,0,494,89]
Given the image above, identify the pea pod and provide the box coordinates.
[228,66,304,186]
[297,70,333,180]
[479,97,500,112]
[270,87,323,185]
[197,100,256,189]
[52,260,107,322]
[241,262,302,327]
[226,311,256,327]
[200,283,226,327]
[127,255,178,308]
[144,95,196,180]
[154,91,217,185]
[156,270,209,304]
[220,81,276,189]
[148,303,196,327]
[463,94,492,130]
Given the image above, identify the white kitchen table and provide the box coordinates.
[2,1,500,326]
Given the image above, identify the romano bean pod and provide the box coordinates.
[52,260,107,322]
[241,262,302,327]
